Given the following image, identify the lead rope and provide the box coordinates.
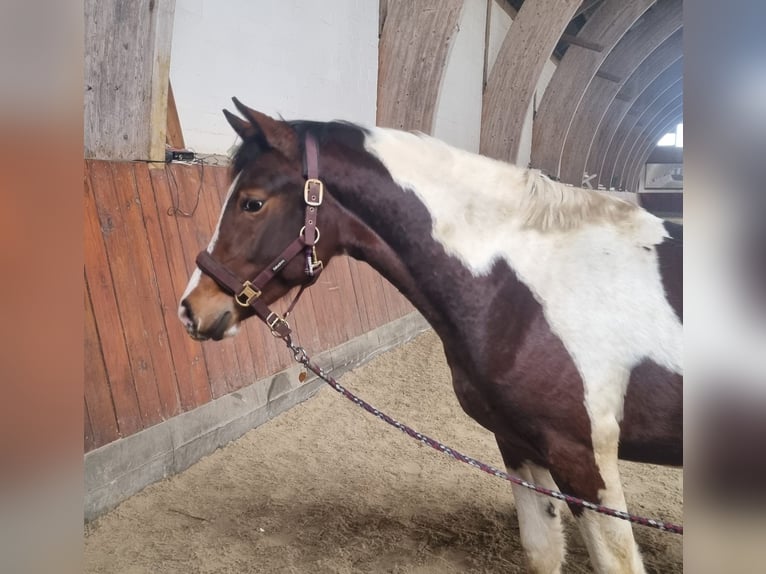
[281,336,683,535]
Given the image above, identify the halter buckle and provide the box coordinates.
[266,312,289,336]
[235,281,261,307]
[303,179,324,207]
[307,246,324,275]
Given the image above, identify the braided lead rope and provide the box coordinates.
[286,341,683,535]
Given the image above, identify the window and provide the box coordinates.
[657,122,683,147]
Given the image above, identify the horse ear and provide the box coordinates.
[231,97,299,161]
[223,108,256,140]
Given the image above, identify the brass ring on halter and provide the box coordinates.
[299,226,321,245]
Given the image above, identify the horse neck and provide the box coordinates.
[318,129,535,353]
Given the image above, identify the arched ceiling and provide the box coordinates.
[482,0,684,192]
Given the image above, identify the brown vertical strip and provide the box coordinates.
[84,161,143,435]
[134,162,205,411]
[84,275,120,449]
[165,80,185,150]
[112,162,182,419]
[328,256,366,342]
[377,0,464,132]
[91,161,163,426]
[147,167,213,407]
[84,399,94,452]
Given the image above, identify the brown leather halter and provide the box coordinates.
[195,133,324,339]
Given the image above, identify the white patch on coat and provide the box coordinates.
[510,463,567,574]
[365,128,681,573]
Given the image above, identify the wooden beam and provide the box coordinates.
[556,0,682,184]
[480,0,581,162]
[629,113,683,192]
[624,106,683,191]
[626,110,683,192]
[595,70,622,83]
[614,96,682,189]
[530,0,654,177]
[165,80,185,150]
[84,0,175,161]
[561,33,604,52]
[377,0,464,133]
[602,80,682,188]
[588,31,683,185]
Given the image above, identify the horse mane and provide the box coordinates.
[518,169,639,232]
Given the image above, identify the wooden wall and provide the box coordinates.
[84,160,413,452]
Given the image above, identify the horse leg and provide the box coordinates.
[548,422,646,574]
[496,439,567,574]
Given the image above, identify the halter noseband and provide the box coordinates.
[195,133,324,339]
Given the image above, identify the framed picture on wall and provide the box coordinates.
[644,163,683,190]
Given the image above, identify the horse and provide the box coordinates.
[178,98,683,574]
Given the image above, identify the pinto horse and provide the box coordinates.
[179,99,682,574]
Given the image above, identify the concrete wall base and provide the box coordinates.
[85,312,430,520]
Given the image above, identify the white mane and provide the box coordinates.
[365,128,639,234]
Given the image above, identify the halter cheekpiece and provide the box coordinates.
[195,133,324,338]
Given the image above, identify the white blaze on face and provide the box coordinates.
[178,172,242,325]
[364,125,682,455]
[207,171,242,253]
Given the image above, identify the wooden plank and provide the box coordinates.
[531,0,655,177]
[165,80,185,149]
[344,257,395,328]
[481,0,581,162]
[148,0,176,163]
[147,167,213,406]
[560,33,604,52]
[113,162,181,419]
[84,275,120,449]
[89,160,164,426]
[134,162,209,411]
[84,161,143,435]
[84,0,176,161]
[84,398,94,453]
[377,0,464,132]
[169,162,234,398]
[381,276,412,321]
[327,256,366,342]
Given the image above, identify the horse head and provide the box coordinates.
[178,99,342,341]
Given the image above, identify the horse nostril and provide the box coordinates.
[180,299,196,327]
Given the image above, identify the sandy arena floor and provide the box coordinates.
[85,331,683,573]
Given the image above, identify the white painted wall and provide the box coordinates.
[170,0,378,154]
[432,0,487,152]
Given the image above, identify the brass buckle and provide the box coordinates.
[303,179,324,207]
[235,281,261,307]
[266,312,289,336]
[308,246,324,274]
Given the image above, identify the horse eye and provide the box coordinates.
[241,198,264,213]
